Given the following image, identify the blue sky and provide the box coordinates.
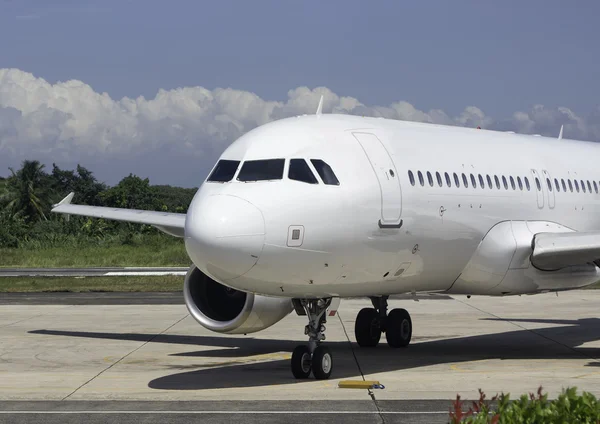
[0,0,599,186]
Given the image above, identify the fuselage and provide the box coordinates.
[184,114,600,298]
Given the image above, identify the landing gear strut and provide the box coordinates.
[354,296,412,348]
[291,298,333,380]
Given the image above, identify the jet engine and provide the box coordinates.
[183,265,294,334]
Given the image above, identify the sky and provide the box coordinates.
[0,0,599,187]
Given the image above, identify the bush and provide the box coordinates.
[450,386,600,423]
[0,210,29,248]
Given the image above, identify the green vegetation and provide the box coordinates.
[0,160,196,267]
[0,276,183,292]
[450,387,600,423]
[0,234,189,267]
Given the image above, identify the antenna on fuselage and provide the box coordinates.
[558,125,564,140]
[316,95,324,116]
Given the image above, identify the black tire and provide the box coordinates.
[386,308,412,348]
[355,307,381,347]
[311,345,333,380]
[291,345,312,379]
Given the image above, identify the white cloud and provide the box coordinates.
[0,68,599,182]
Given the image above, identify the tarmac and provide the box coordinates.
[2,290,600,423]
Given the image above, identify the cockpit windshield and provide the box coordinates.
[237,159,285,182]
[311,159,340,185]
[289,159,318,184]
[206,160,240,182]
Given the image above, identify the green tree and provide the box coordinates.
[0,160,52,223]
[50,163,107,205]
[153,184,196,212]
[101,174,159,210]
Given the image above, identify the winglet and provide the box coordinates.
[558,125,564,140]
[316,95,324,116]
[53,192,74,208]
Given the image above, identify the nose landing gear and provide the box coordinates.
[354,296,412,348]
[291,298,333,380]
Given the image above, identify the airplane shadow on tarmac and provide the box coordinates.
[29,317,600,391]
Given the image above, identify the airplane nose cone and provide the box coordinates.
[185,195,265,280]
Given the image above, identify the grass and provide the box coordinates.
[0,241,191,268]
[0,276,184,292]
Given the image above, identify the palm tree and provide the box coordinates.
[0,160,51,222]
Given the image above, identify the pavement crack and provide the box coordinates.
[61,312,189,401]
[336,312,387,424]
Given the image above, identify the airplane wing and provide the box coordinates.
[51,192,186,238]
[531,231,600,271]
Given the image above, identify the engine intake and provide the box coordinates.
[183,266,293,334]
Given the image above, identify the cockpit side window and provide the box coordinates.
[289,159,318,184]
[310,159,340,185]
[207,160,240,182]
[237,159,285,182]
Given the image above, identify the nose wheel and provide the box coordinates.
[354,296,412,348]
[291,298,333,380]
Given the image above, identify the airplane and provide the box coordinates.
[51,97,600,381]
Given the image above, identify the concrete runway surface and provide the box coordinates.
[2,290,600,423]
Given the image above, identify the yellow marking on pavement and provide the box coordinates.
[338,380,381,389]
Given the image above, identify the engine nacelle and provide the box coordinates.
[183,265,293,334]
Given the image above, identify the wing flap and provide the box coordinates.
[531,232,600,271]
[51,192,186,238]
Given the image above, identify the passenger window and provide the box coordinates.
[310,159,340,185]
[517,176,523,190]
[462,173,469,188]
[562,179,567,192]
[436,172,443,187]
[546,178,553,192]
[478,174,485,188]
[207,159,240,182]
[486,175,493,189]
[587,181,592,193]
[594,181,598,194]
[502,176,508,190]
[581,180,586,193]
[554,178,560,192]
[445,172,451,187]
[408,170,415,186]
[454,173,460,187]
[470,174,477,188]
[574,180,580,192]
[509,176,516,190]
[568,179,573,192]
[427,171,434,187]
[535,177,541,191]
[238,159,285,182]
[288,159,318,184]
[494,175,501,189]
[418,171,424,186]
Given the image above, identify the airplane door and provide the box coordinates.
[542,169,555,209]
[531,169,544,209]
[352,132,402,228]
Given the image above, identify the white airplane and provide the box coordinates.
[52,98,600,380]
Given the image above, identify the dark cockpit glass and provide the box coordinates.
[289,159,318,184]
[237,159,285,182]
[206,160,240,182]
[310,159,340,185]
